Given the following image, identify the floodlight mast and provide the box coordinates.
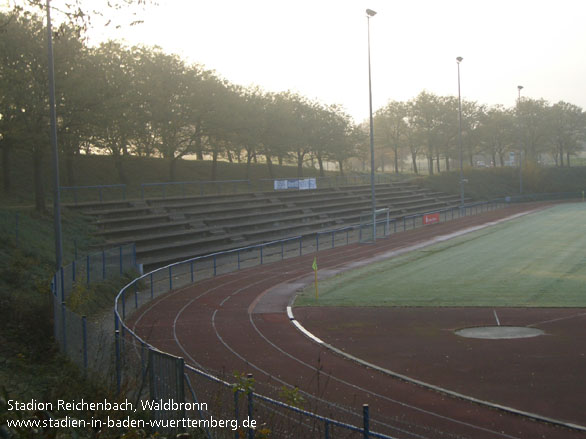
[456,57,464,212]
[517,85,524,194]
[366,8,377,241]
[46,0,63,270]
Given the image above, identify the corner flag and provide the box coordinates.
[312,256,318,299]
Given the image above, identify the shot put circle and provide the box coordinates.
[455,326,545,339]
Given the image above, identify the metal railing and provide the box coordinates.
[60,184,127,205]
[112,199,505,438]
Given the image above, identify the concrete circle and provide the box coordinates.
[455,326,544,340]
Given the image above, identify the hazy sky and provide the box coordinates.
[83,0,586,122]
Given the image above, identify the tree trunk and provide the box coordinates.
[559,145,564,167]
[338,159,345,176]
[2,138,10,193]
[445,156,450,171]
[246,150,253,180]
[169,157,177,181]
[278,155,284,166]
[211,150,218,181]
[411,152,418,174]
[65,144,75,187]
[436,151,441,173]
[566,152,571,167]
[226,148,233,163]
[427,155,434,175]
[265,153,274,178]
[393,146,399,174]
[317,153,325,177]
[297,150,304,177]
[113,149,127,184]
[33,146,46,213]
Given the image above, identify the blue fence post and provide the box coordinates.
[234,390,239,439]
[213,255,217,276]
[363,404,370,439]
[190,261,195,283]
[316,234,319,252]
[324,420,330,439]
[260,246,263,265]
[82,315,88,371]
[169,266,173,290]
[299,237,302,256]
[114,324,121,396]
[150,273,154,299]
[72,259,76,282]
[237,251,241,270]
[247,374,254,439]
[331,231,335,248]
[61,301,67,353]
[122,290,126,320]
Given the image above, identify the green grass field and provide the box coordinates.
[296,203,586,307]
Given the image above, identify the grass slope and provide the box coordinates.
[296,203,586,307]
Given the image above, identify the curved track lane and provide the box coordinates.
[131,204,583,439]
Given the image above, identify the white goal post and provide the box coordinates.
[359,208,390,243]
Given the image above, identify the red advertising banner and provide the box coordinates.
[423,213,440,225]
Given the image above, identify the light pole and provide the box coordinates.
[46,0,63,269]
[366,8,377,241]
[517,85,524,194]
[456,56,464,211]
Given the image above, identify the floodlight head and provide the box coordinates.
[366,9,377,17]
[456,56,463,63]
[517,85,524,91]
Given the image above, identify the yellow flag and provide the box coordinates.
[312,256,318,299]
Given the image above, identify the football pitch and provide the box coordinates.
[296,203,586,307]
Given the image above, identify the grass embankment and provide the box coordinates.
[417,166,586,200]
[0,208,158,438]
[0,149,344,204]
[296,203,586,307]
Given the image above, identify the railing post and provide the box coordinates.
[190,261,195,283]
[61,302,67,353]
[134,281,138,309]
[150,272,154,299]
[247,374,254,439]
[316,234,319,252]
[169,266,173,290]
[237,251,241,270]
[213,255,217,276]
[234,390,240,439]
[363,404,370,439]
[122,289,126,320]
[299,237,302,256]
[115,326,121,396]
[324,419,330,439]
[260,246,263,265]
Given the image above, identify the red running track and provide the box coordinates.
[130,204,585,439]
